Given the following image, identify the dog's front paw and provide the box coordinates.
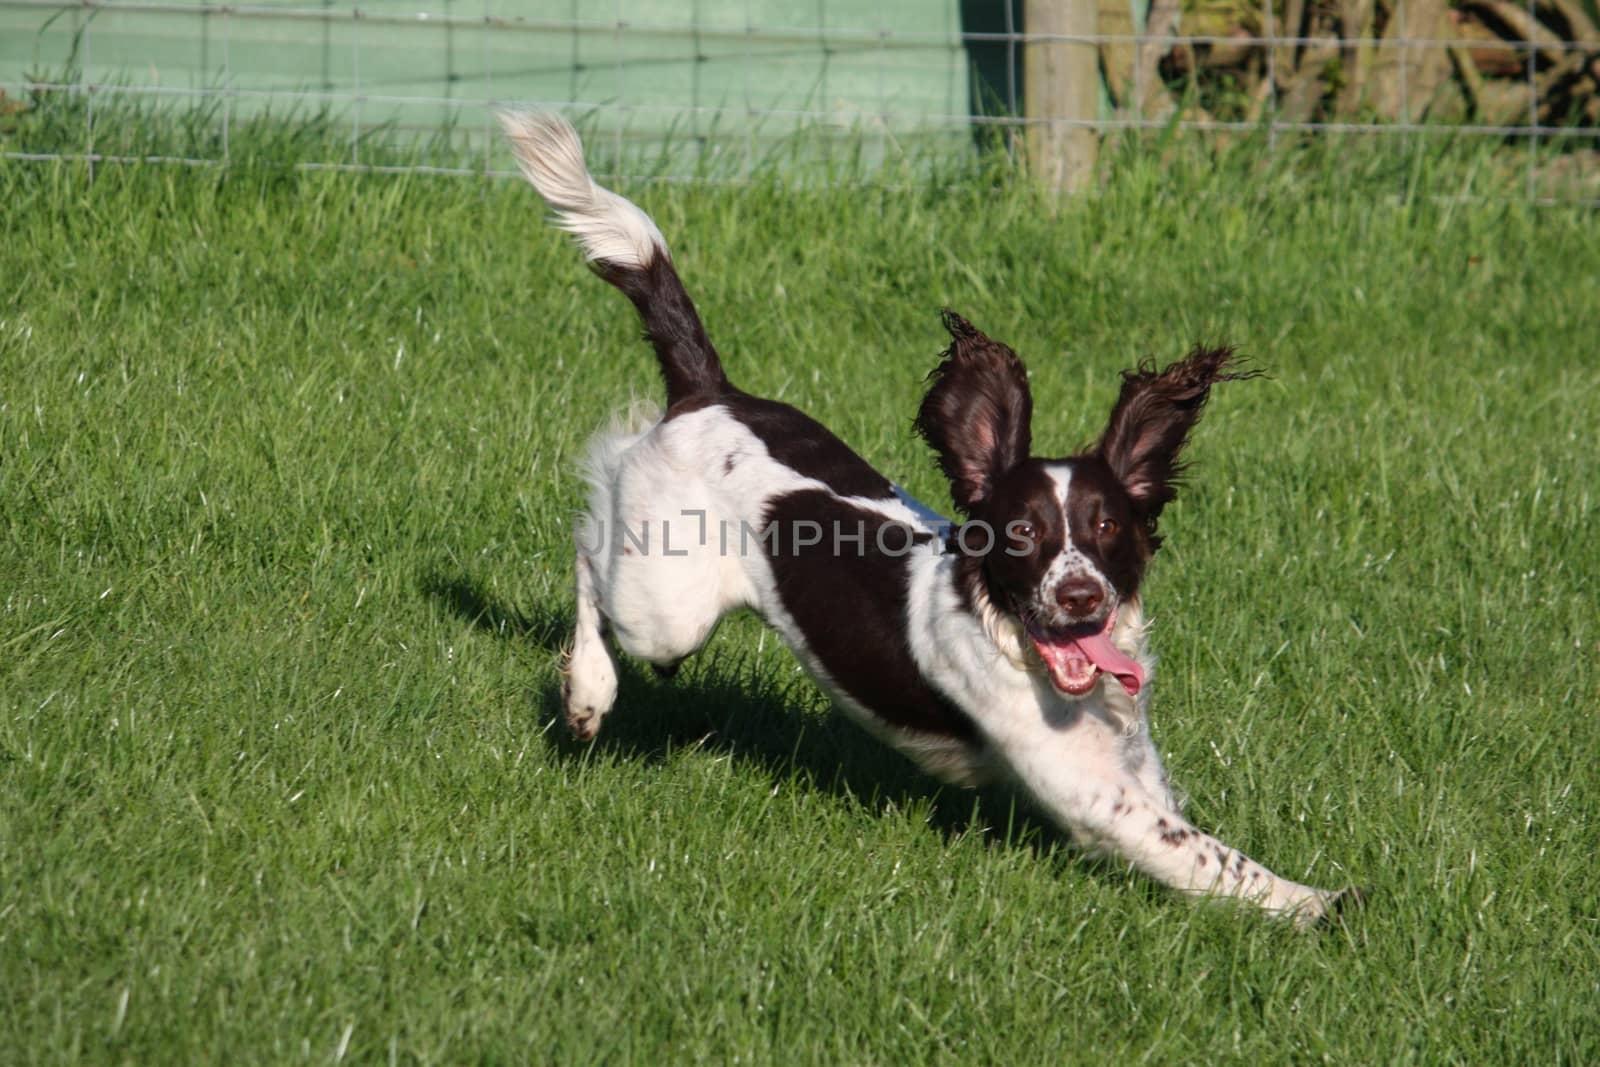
[1293,886,1370,931]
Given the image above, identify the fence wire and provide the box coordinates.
[0,0,1595,202]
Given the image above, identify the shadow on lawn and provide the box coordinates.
[423,567,1086,862]
[421,571,571,649]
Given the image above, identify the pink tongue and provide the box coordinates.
[1031,627,1145,696]
[1070,631,1145,696]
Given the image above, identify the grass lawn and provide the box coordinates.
[2,124,1597,1063]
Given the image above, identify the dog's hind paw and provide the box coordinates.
[560,643,618,741]
[559,676,608,742]
[566,706,603,741]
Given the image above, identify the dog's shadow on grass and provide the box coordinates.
[423,568,1084,861]
[422,571,572,650]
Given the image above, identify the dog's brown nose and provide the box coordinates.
[1056,578,1104,619]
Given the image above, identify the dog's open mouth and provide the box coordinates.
[1025,611,1145,698]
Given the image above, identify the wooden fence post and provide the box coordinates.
[1025,0,1099,193]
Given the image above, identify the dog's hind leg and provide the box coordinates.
[598,470,740,677]
[604,565,725,679]
[563,551,619,741]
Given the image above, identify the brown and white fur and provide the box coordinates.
[500,111,1361,929]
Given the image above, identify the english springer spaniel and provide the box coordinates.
[500,111,1361,928]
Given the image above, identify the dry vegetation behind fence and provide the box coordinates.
[1102,0,1600,130]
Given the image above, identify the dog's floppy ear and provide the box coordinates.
[1096,344,1258,519]
[915,310,1033,512]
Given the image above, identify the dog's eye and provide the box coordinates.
[1013,521,1039,542]
[1096,518,1119,538]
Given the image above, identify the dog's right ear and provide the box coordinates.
[914,310,1033,512]
[1096,344,1257,522]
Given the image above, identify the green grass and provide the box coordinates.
[2,117,1598,1064]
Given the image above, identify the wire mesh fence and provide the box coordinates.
[1,0,1595,200]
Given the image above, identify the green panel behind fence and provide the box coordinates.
[0,0,982,171]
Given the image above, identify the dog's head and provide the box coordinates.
[915,311,1254,699]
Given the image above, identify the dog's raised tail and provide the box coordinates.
[499,110,727,404]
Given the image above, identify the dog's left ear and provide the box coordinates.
[915,311,1033,512]
[1097,344,1257,519]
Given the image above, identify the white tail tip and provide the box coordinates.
[498,109,668,271]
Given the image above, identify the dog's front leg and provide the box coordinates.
[1000,728,1351,928]
[1119,717,1180,814]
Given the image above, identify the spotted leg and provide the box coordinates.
[1000,719,1354,928]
